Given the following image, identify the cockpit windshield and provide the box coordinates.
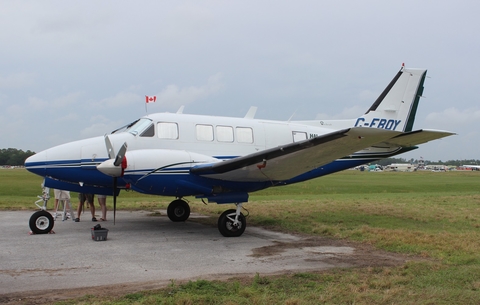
[126,118,154,136]
[110,119,139,134]
[111,118,154,137]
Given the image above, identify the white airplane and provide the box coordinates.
[25,66,454,236]
[463,165,480,170]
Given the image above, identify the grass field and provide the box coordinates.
[1,169,480,304]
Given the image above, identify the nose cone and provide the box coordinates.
[24,150,47,177]
[97,159,123,177]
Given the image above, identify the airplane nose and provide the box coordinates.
[24,150,47,177]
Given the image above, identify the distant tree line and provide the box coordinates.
[0,148,35,166]
[375,158,480,167]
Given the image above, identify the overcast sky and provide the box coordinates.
[1,1,478,162]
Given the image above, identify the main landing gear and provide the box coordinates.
[218,203,246,237]
[167,199,191,222]
[166,199,247,237]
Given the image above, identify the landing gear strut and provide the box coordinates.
[167,199,190,222]
[218,203,246,237]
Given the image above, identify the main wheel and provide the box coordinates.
[29,210,54,234]
[167,199,190,222]
[218,209,246,237]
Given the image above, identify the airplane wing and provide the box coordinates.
[383,129,455,147]
[191,127,401,182]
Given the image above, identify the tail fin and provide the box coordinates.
[355,66,427,132]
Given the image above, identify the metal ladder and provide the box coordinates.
[35,187,76,221]
[55,190,76,221]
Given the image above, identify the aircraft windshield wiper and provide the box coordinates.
[110,119,140,134]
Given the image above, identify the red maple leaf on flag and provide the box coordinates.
[145,96,157,103]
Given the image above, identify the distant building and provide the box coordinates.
[385,163,414,172]
[425,165,447,172]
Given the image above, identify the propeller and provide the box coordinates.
[98,136,127,224]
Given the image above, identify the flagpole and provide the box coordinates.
[145,96,148,114]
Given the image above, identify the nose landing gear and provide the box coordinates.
[29,210,54,234]
[29,187,55,234]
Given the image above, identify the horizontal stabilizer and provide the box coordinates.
[384,129,455,147]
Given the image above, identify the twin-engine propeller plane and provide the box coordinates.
[25,66,454,237]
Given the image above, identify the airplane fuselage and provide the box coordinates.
[26,112,408,200]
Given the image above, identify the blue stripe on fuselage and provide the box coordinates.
[25,147,416,200]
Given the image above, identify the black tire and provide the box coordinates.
[167,199,190,222]
[218,209,246,237]
[29,210,54,234]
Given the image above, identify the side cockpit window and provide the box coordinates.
[140,123,155,137]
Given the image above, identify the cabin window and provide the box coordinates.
[216,125,234,142]
[236,127,254,143]
[196,124,214,141]
[292,131,307,142]
[157,122,178,139]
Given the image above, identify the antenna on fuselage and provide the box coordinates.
[244,106,257,119]
[288,110,297,122]
[176,105,185,114]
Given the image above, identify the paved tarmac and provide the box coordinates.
[0,210,407,298]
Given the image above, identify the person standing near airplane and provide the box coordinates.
[52,189,71,219]
[74,193,96,222]
[97,195,107,221]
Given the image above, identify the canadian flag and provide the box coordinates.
[145,95,157,103]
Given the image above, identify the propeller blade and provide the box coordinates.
[103,137,126,225]
[114,143,128,167]
[105,135,115,159]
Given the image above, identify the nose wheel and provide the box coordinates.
[29,210,54,234]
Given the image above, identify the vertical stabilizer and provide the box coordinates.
[355,67,427,132]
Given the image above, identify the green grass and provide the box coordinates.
[2,169,480,304]
[0,169,173,210]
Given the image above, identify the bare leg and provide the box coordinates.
[76,202,83,221]
[54,199,59,213]
[98,197,107,220]
[90,202,96,219]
